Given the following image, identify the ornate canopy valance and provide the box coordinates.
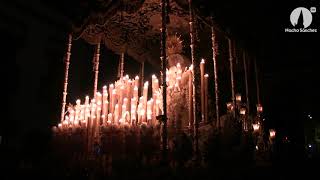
[72,0,217,67]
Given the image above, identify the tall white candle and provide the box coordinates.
[131,104,136,124]
[143,81,148,121]
[111,89,117,114]
[107,113,113,124]
[200,59,205,122]
[119,86,124,117]
[122,104,126,119]
[133,86,138,100]
[114,104,119,124]
[96,101,102,125]
[102,85,108,114]
[134,76,139,89]
[109,84,114,111]
[147,100,152,125]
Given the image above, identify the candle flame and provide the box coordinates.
[189,65,193,70]
[152,74,157,79]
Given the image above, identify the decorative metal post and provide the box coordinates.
[211,26,220,128]
[60,34,72,122]
[243,51,250,114]
[120,52,125,79]
[160,0,168,161]
[254,58,260,105]
[188,0,200,160]
[93,42,101,98]
[228,38,236,118]
[140,61,144,96]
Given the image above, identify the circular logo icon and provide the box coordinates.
[290,7,313,28]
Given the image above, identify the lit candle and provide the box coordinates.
[166,69,170,87]
[204,74,209,123]
[152,74,158,93]
[75,99,81,121]
[102,85,108,113]
[85,96,89,104]
[114,104,119,124]
[96,103,102,126]
[81,119,87,128]
[240,107,246,115]
[102,100,109,124]
[122,104,126,119]
[133,86,138,100]
[177,63,182,87]
[131,97,136,111]
[74,119,79,128]
[96,92,102,106]
[147,100,152,125]
[65,115,69,124]
[125,111,130,125]
[107,113,113,124]
[109,84,114,110]
[84,96,90,122]
[131,104,136,124]
[85,105,90,123]
[141,109,146,123]
[90,99,96,117]
[69,110,74,122]
[58,123,62,131]
[119,86,124,117]
[111,89,117,114]
[123,98,128,111]
[155,99,160,116]
[137,103,142,124]
[227,102,234,112]
[127,80,132,109]
[200,59,205,122]
[63,120,68,130]
[79,105,84,121]
[269,129,276,138]
[252,123,260,132]
[134,76,139,88]
[236,93,242,103]
[257,104,263,113]
[143,82,148,120]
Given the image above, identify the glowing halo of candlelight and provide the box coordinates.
[252,123,260,132]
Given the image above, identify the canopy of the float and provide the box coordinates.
[72,0,212,68]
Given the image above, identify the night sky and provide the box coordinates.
[0,0,318,147]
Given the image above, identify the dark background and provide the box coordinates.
[0,0,318,169]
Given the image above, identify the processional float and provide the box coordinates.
[52,0,266,161]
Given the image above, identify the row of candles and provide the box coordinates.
[53,61,213,132]
[54,58,273,138]
[225,92,276,139]
[55,74,162,131]
[226,94,263,115]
